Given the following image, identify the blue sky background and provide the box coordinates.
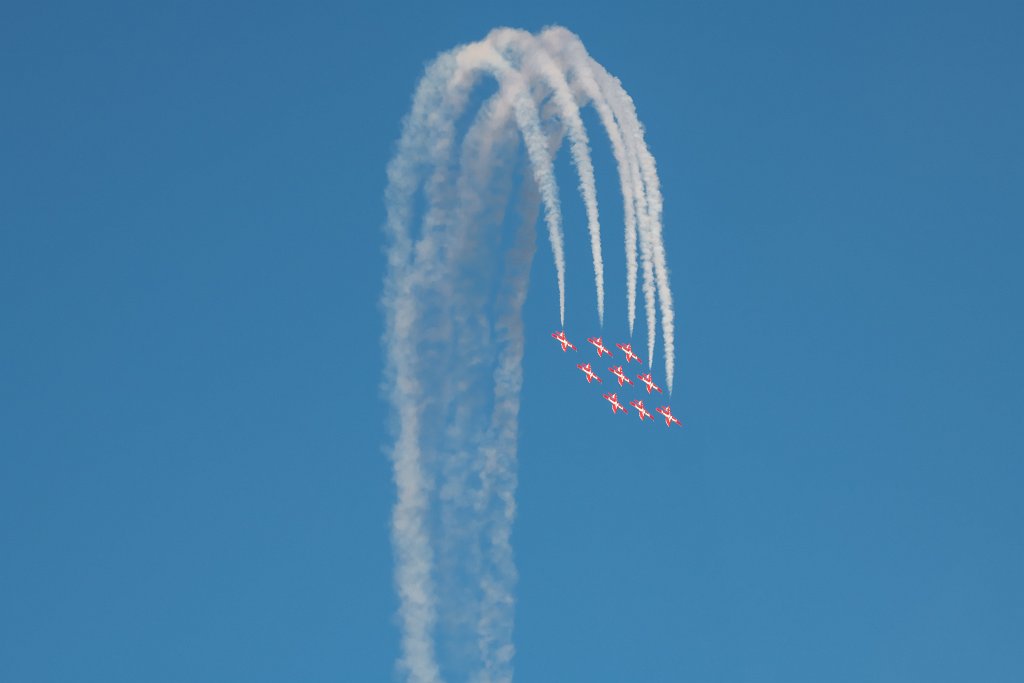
[3,1,1022,681]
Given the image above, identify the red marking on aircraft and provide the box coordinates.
[576,362,602,383]
[615,342,642,364]
[602,392,628,414]
[638,374,663,395]
[586,337,613,357]
[655,405,682,428]
[551,330,577,352]
[637,373,663,394]
[608,366,634,387]
[629,399,654,422]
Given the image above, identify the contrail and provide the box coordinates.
[588,61,676,391]
[491,28,606,325]
[536,26,667,380]
[471,95,570,683]
[576,58,659,375]
[445,89,523,682]
[454,39,569,327]
[383,43,568,680]
[538,27,639,336]
[382,27,675,682]
[474,170,541,683]
[382,52,460,683]
[443,85,566,682]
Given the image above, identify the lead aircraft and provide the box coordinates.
[655,405,682,428]
[615,342,642,364]
[576,362,602,383]
[637,373,663,394]
[602,392,628,414]
[629,399,654,422]
[608,366,634,387]
[551,330,577,352]
[586,337,613,357]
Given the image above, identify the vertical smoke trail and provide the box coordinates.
[458,40,568,326]
[382,27,675,683]
[588,62,676,391]
[383,42,577,678]
[474,101,571,683]
[382,52,460,683]
[383,46,540,682]
[534,27,661,378]
[491,28,606,325]
[537,27,639,336]
[445,85,567,682]
[441,88,524,682]
[582,61,658,374]
[475,183,539,683]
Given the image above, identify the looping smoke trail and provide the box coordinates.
[490,28,606,325]
[588,62,676,391]
[534,27,673,384]
[537,27,638,335]
[382,27,675,682]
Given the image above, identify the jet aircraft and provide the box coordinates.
[629,399,654,422]
[615,342,642,364]
[608,366,634,387]
[602,392,628,414]
[576,362,602,383]
[637,373,663,394]
[551,330,577,352]
[655,405,682,428]
[586,337,613,357]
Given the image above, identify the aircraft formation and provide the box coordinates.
[551,331,683,428]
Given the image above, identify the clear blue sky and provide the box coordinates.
[3,1,1022,681]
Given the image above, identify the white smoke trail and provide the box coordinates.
[574,60,657,375]
[382,52,459,683]
[382,27,675,683]
[383,41,573,681]
[465,107,521,683]
[443,87,567,682]
[443,89,522,682]
[490,29,606,325]
[473,99,570,683]
[536,28,639,335]
[382,38,577,683]
[534,27,667,386]
[588,62,676,392]
[453,39,568,327]
[473,173,541,683]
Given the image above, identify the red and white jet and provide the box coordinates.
[602,392,628,414]
[615,342,642,364]
[629,399,654,422]
[655,405,682,428]
[576,362,602,383]
[608,366,634,387]
[586,337,613,357]
[551,330,577,352]
[637,373,663,394]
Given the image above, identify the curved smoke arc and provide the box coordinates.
[382,26,675,683]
